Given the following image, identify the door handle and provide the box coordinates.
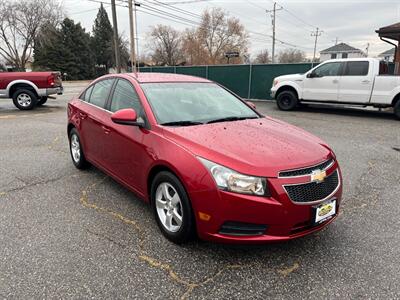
[332,79,339,84]
[79,112,87,119]
[102,125,111,134]
[361,80,370,84]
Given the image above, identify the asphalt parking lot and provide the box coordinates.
[1,81,399,299]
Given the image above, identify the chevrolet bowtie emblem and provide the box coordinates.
[311,170,326,183]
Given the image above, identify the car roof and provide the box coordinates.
[126,72,212,83]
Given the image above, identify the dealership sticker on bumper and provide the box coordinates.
[315,200,336,223]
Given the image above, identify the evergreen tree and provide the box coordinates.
[92,4,113,74]
[33,18,95,80]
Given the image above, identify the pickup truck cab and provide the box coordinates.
[270,58,400,119]
[0,71,63,110]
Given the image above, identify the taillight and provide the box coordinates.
[47,75,55,86]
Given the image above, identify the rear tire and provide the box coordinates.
[394,100,400,120]
[151,171,195,244]
[12,89,38,110]
[37,96,48,106]
[276,90,298,111]
[69,128,89,169]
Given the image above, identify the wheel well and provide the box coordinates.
[392,93,400,107]
[9,83,38,98]
[276,86,299,100]
[67,123,75,136]
[147,165,176,202]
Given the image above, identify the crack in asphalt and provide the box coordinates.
[0,173,77,195]
[277,262,300,277]
[79,177,249,300]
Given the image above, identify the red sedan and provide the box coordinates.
[67,73,342,244]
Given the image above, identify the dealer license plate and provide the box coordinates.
[314,200,336,224]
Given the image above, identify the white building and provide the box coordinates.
[378,48,395,62]
[320,43,366,62]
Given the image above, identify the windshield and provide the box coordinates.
[141,82,259,125]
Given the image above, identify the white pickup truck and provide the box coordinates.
[270,58,400,119]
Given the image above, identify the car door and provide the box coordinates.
[302,61,343,101]
[338,61,372,103]
[79,78,115,165]
[102,78,150,191]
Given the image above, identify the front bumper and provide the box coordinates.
[191,161,342,244]
[270,89,276,99]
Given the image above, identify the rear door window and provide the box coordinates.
[88,79,114,108]
[343,61,369,76]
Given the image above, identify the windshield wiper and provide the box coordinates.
[207,116,258,124]
[161,120,204,126]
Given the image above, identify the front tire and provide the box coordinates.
[151,171,195,244]
[37,96,48,106]
[394,100,400,120]
[12,89,38,110]
[276,90,298,111]
[69,128,89,169]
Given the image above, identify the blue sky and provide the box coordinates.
[64,0,400,59]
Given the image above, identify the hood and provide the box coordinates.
[275,73,304,82]
[162,117,331,177]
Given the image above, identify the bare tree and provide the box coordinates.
[147,25,184,66]
[197,8,248,64]
[0,0,63,71]
[278,48,306,63]
[181,28,207,65]
[254,49,270,64]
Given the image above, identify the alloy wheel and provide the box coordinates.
[70,134,81,163]
[155,182,183,233]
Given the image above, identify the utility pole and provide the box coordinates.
[311,27,322,67]
[111,0,121,73]
[128,0,136,73]
[266,2,282,64]
[332,37,340,45]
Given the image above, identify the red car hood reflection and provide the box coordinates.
[161,117,331,177]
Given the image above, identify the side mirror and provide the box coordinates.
[246,101,256,110]
[306,72,315,78]
[111,108,143,126]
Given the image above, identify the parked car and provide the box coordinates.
[67,73,342,244]
[0,71,63,110]
[270,58,400,119]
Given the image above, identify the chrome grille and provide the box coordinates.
[279,159,334,177]
[284,170,339,203]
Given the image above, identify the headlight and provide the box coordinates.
[198,157,269,196]
[273,79,278,86]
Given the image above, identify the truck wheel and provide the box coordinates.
[276,90,298,111]
[37,96,48,106]
[12,89,38,110]
[394,101,400,120]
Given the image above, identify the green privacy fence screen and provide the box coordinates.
[138,63,314,100]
